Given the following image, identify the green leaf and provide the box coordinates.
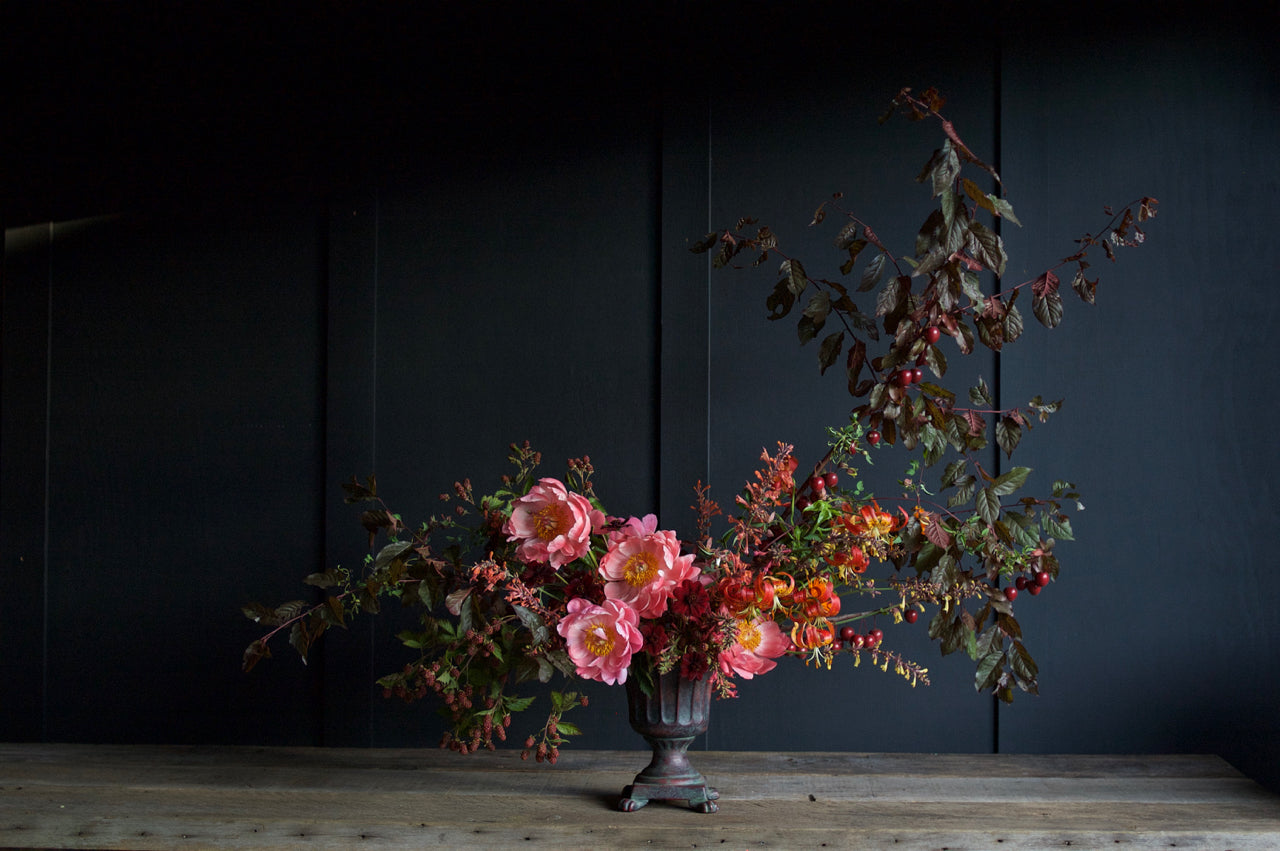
[975,624,1003,658]
[797,314,818,345]
[416,577,439,609]
[1071,267,1098,304]
[1003,302,1024,343]
[781,258,809,295]
[514,605,552,646]
[969,377,993,407]
[374,540,414,571]
[536,655,554,683]
[976,487,1001,526]
[989,466,1030,497]
[242,639,270,672]
[996,417,1022,458]
[940,459,968,489]
[915,208,945,258]
[555,721,583,737]
[845,337,867,392]
[859,253,887,292]
[941,194,971,255]
[918,140,961,197]
[1009,640,1039,682]
[322,595,346,628]
[818,331,844,375]
[921,423,947,462]
[975,649,1004,691]
[965,220,1006,277]
[289,620,316,665]
[766,278,796,320]
[1043,514,1074,541]
[689,232,720,254]
[242,602,278,625]
[712,237,739,269]
[834,221,862,251]
[1029,396,1063,420]
[341,474,378,503]
[303,568,344,589]
[274,600,309,623]
[1004,511,1041,548]
[932,553,960,588]
[802,289,831,329]
[948,474,977,508]
[1033,290,1064,328]
[874,273,905,317]
[961,177,1022,227]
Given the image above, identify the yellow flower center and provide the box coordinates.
[583,621,615,657]
[863,511,894,539]
[622,551,660,587]
[737,620,762,653]
[533,504,571,541]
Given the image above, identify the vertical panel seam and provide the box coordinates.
[367,188,380,748]
[991,4,1005,758]
[42,222,53,741]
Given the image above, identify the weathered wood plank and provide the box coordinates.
[2,745,1278,851]
[0,743,1247,778]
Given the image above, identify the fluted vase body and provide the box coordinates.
[617,668,719,813]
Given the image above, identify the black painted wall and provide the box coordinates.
[3,2,1277,791]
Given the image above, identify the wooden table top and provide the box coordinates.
[3,744,1279,850]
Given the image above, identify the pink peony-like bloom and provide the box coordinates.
[719,616,790,679]
[608,513,658,543]
[556,597,643,685]
[598,518,700,618]
[504,478,604,568]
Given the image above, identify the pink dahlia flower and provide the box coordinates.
[504,478,603,568]
[598,519,700,618]
[719,615,789,679]
[556,597,643,685]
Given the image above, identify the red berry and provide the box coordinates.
[809,475,826,494]
[910,368,923,384]
[824,471,839,489]
[1003,587,1018,602]
[851,634,866,649]
[1035,571,1051,587]
[896,369,913,387]
[1027,583,1042,596]
[839,626,856,642]
[925,326,942,345]
[796,495,811,510]
[903,609,919,624]
[866,430,882,445]
[1014,576,1028,590]
[869,628,883,643]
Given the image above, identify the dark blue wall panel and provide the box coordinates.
[997,5,1280,790]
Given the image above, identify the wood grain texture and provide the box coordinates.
[2,745,1278,850]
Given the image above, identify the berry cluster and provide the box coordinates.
[837,625,883,650]
[795,471,840,510]
[1003,570,1052,601]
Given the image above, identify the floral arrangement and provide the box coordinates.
[243,87,1157,763]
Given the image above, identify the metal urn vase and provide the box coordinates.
[618,668,719,813]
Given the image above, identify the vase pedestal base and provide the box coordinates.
[617,734,720,813]
[618,780,720,813]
